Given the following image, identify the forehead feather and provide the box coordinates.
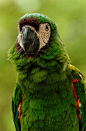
[18,13,57,31]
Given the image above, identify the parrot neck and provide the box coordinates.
[17,57,69,94]
[9,40,70,93]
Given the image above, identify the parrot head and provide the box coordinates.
[16,13,60,57]
[8,13,70,70]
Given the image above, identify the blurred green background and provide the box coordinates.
[0,0,86,131]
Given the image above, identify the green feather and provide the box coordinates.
[8,13,86,131]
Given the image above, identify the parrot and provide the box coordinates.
[8,13,86,131]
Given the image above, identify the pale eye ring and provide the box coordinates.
[45,24,49,31]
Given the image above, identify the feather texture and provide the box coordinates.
[8,13,86,131]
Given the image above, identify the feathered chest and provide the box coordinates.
[20,82,79,131]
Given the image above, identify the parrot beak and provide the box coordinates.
[22,26,40,56]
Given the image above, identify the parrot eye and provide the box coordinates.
[37,23,51,49]
[45,24,49,31]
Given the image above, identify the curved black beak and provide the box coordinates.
[22,26,40,56]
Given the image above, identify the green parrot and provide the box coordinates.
[8,13,86,131]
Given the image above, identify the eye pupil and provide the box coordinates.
[45,25,49,31]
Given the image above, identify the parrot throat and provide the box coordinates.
[16,42,49,58]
